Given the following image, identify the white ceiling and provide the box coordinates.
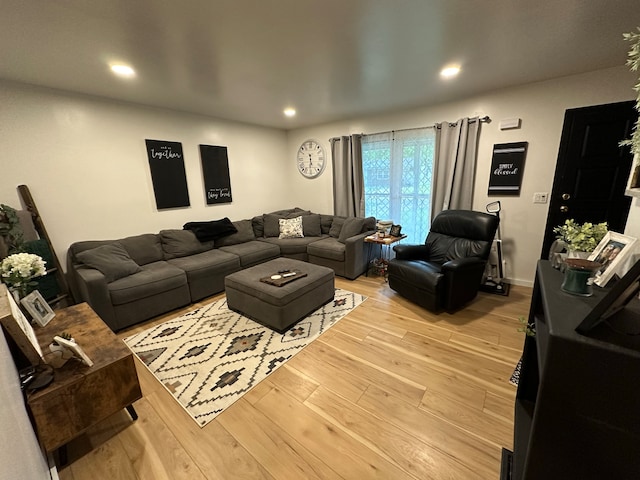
[2,1,639,129]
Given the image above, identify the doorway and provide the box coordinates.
[540,101,636,259]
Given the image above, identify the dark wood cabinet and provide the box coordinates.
[27,303,141,456]
[503,260,640,479]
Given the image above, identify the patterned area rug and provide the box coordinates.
[124,288,366,427]
[509,357,522,386]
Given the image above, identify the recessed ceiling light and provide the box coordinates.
[110,64,136,78]
[440,65,461,78]
[284,108,296,117]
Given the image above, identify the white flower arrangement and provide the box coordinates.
[0,252,47,297]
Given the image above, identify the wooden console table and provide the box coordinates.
[27,303,142,461]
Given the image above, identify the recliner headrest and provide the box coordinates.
[430,210,499,241]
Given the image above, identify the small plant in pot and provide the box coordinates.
[552,219,608,258]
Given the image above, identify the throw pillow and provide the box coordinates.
[329,216,346,238]
[320,214,334,234]
[263,213,286,237]
[76,243,142,283]
[215,219,256,247]
[160,230,215,259]
[338,217,365,243]
[302,214,322,237]
[252,215,265,238]
[279,216,304,239]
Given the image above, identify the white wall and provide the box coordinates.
[2,66,637,286]
[1,81,298,267]
[287,66,637,286]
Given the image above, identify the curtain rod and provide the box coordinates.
[332,115,490,139]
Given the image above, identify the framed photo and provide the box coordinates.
[21,290,55,327]
[53,335,93,367]
[0,284,44,365]
[588,232,638,287]
[389,224,402,237]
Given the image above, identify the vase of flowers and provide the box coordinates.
[553,219,608,257]
[0,252,47,300]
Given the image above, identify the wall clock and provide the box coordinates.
[297,139,326,178]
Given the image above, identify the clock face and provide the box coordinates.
[297,139,326,178]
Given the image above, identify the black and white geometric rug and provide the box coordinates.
[509,357,522,386]
[124,288,366,427]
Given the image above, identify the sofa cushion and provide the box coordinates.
[279,216,304,239]
[258,236,325,256]
[263,213,285,237]
[215,219,256,247]
[183,218,238,242]
[302,214,322,237]
[306,237,346,262]
[252,215,265,238]
[119,233,163,265]
[76,244,143,283]
[219,240,280,267]
[329,216,346,238]
[286,210,311,218]
[167,249,240,277]
[338,217,365,243]
[160,229,215,259]
[320,214,334,234]
[108,261,187,305]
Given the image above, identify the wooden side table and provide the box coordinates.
[27,303,142,462]
[364,233,408,277]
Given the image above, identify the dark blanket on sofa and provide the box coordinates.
[184,218,237,242]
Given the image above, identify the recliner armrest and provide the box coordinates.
[441,256,485,272]
[393,244,430,260]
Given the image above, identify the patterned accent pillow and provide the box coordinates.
[279,216,304,239]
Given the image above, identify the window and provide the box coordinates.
[362,128,435,244]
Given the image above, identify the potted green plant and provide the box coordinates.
[553,219,608,258]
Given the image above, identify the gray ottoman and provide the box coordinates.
[225,258,335,332]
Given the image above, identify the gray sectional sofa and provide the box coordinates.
[66,208,376,331]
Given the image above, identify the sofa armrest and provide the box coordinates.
[343,230,375,279]
[393,244,430,260]
[73,267,116,326]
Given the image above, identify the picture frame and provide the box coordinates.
[389,224,402,237]
[53,335,93,367]
[21,290,55,327]
[576,259,640,335]
[0,284,44,365]
[588,232,638,287]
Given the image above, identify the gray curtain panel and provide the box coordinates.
[330,135,364,217]
[432,117,480,219]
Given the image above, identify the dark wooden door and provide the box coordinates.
[540,101,636,259]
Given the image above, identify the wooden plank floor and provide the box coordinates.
[58,275,531,480]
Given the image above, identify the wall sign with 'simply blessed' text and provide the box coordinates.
[487,141,528,196]
[145,139,190,209]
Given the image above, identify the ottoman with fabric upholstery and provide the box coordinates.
[224,257,335,332]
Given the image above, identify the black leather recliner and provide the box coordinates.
[387,209,499,313]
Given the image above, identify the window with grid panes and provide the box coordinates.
[362,128,435,244]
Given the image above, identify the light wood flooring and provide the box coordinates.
[58,275,531,480]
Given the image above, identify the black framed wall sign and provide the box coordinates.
[200,145,232,205]
[145,139,190,209]
[487,141,528,196]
